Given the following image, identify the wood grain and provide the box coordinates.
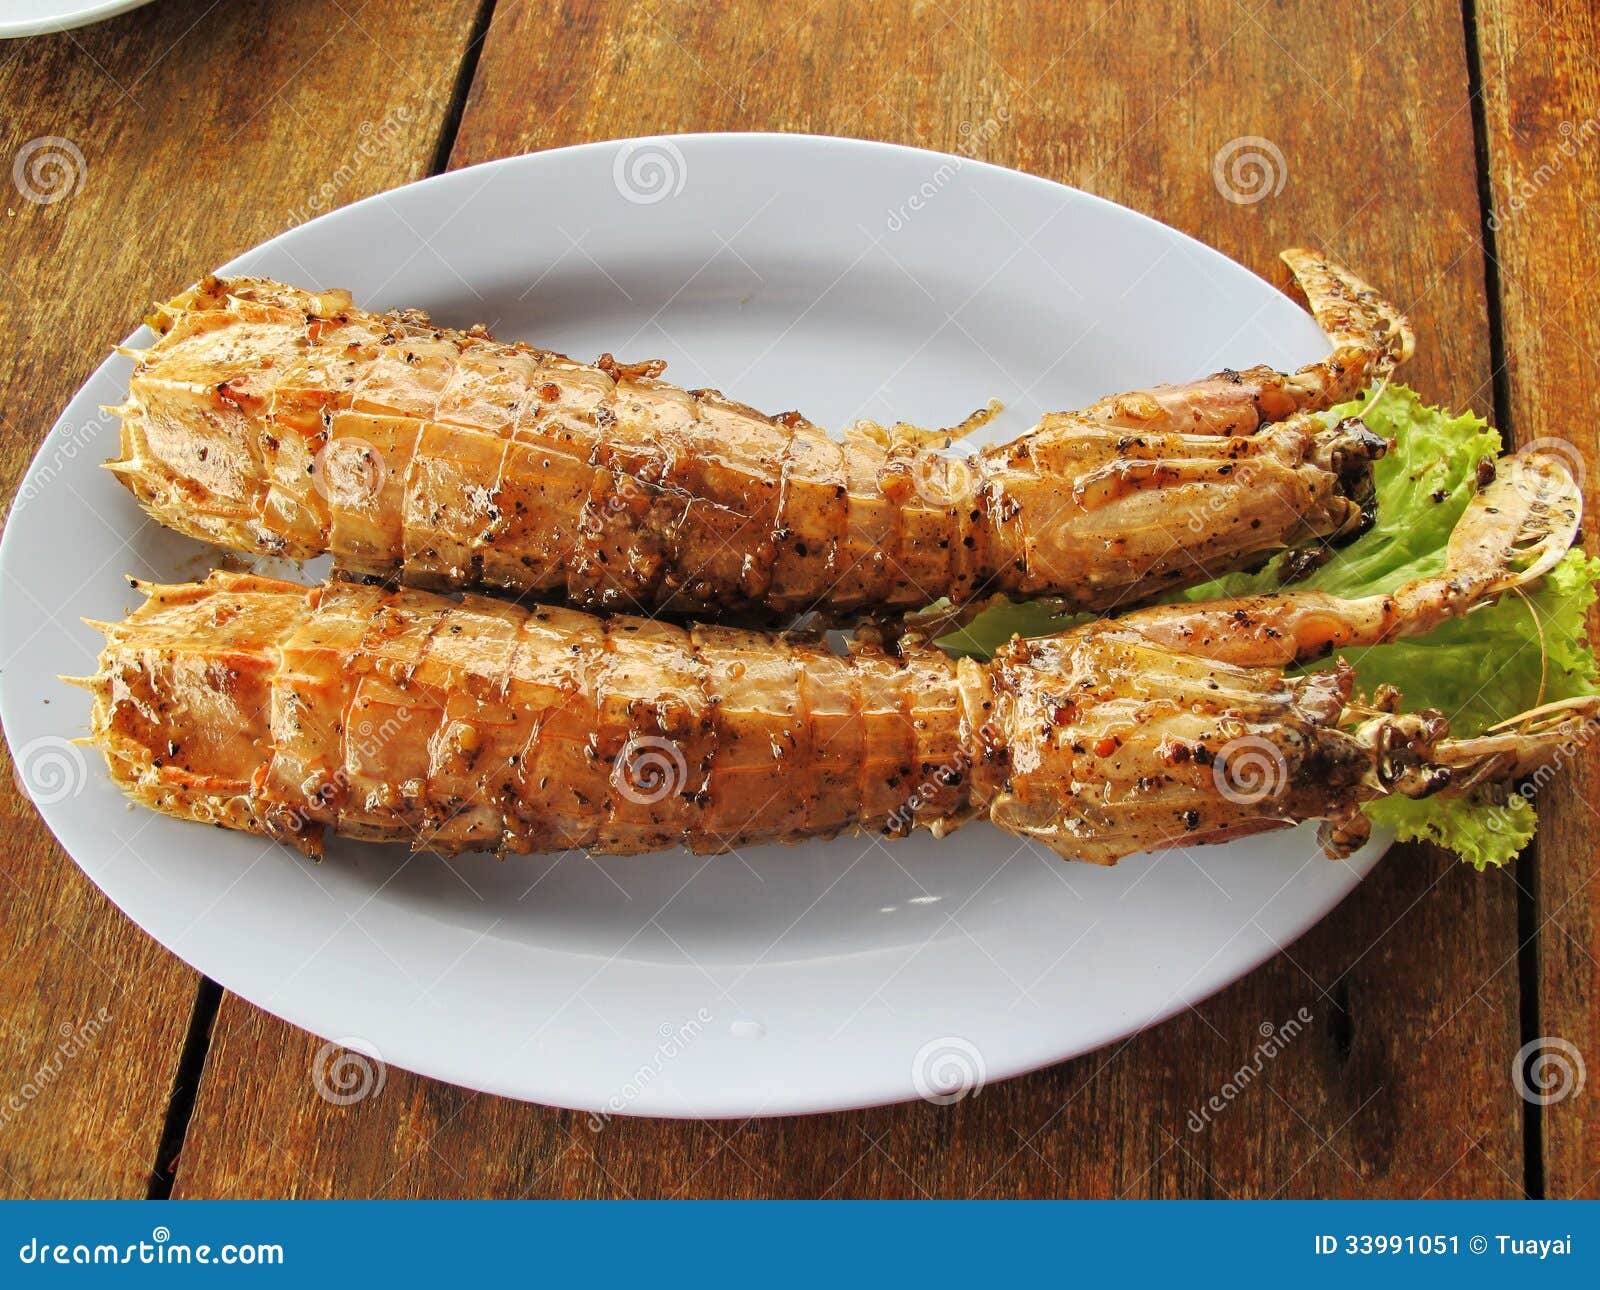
[0,0,484,1197]
[1476,0,1600,1199]
[170,0,1530,1198]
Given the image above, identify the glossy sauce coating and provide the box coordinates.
[109,259,1392,617]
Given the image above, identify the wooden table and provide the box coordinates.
[1,0,1594,1199]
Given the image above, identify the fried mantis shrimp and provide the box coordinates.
[106,250,1407,618]
[76,450,1584,866]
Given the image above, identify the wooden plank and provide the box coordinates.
[173,0,1524,1197]
[0,0,484,1197]
[1476,0,1600,1199]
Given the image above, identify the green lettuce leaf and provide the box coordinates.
[934,600,1091,659]
[941,386,1599,867]
[1178,386,1503,600]
[1349,546,1599,868]
[1364,788,1537,873]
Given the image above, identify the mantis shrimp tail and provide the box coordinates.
[1075,248,1415,436]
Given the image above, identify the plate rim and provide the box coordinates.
[0,0,153,38]
[0,131,1384,1117]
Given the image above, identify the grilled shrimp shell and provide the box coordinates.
[106,252,1395,618]
[80,572,991,858]
[77,450,1588,866]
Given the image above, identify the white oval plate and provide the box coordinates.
[0,0,153,38]
[0,134,1381,1116]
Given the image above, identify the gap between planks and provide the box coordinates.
[138,0,502,1200]
[1461,0,1542,1202]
